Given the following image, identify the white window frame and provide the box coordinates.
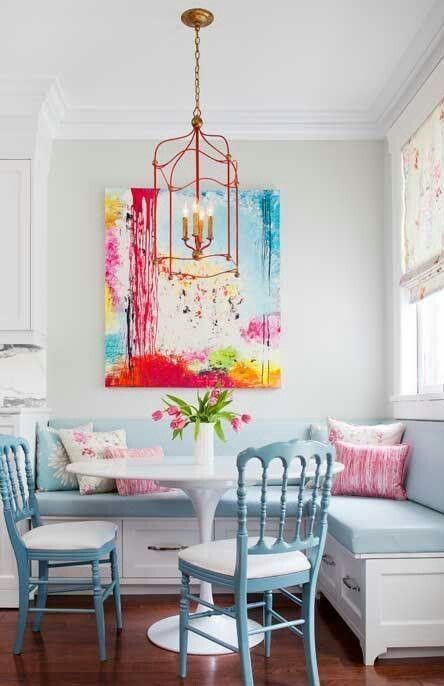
[416,291,444,395]
[387,58,444,421]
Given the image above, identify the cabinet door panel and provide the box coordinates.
[0,160,31,330]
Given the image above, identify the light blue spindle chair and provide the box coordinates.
[178,440,335,686]
[0,435,122,660]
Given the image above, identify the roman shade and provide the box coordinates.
[400,98,444,302]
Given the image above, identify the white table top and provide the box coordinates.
[67,455,343,484]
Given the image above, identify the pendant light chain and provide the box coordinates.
[193,25,201,118]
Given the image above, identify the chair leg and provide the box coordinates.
[13,567,30,655]
[32,560,48,633]
[235,592,254,686]
[302,582,320,686]
[179,573,190,679]
[110,548,122,630]
[263,590,272,658]
[92,560,107,661]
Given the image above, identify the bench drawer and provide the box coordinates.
[339,545,364,629]
[123,518,200,579]
[318,534,340,598]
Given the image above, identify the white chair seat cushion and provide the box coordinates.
[179,537,310,579]
[22,521,118,551]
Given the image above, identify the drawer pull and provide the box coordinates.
[147,544,187,552]
[322,554,336,567]
[342,576,360,592]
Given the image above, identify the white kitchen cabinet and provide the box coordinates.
[0,159,44,346]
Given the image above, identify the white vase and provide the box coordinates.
[194,422,214,466]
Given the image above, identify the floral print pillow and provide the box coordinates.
[58,429,126,495]
[327,418,405,446]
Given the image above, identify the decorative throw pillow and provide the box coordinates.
[327,417,405,446]
[331,441,410,500]
[59,429,126,495]
[103,446,172,496]
[36,422,93,491]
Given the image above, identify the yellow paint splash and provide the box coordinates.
[105,284,116,329]
[229,360,281,388]
[105,194,124,230]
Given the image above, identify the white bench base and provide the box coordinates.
[317,533,444,665]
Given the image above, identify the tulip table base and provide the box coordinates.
[147,612,263,655]
[147,483,264,654]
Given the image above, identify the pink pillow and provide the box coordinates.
[103,447,171,496]
[331,441,410,500]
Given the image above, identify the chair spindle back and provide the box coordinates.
[0,436,40,551]
[235,440,335,579]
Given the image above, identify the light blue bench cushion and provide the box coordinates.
[37,486,307,519]
[327,496,444,554]
[403,420,444,514]
[36,490,444,554]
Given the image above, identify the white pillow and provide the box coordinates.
[59,429,126,495]
[327,417,405,446]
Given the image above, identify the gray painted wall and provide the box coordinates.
[47,139,385,420]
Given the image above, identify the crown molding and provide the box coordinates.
[371,0,444,133]
[54,107,382,141]
[0,76,54,156]
[40,78,67,138]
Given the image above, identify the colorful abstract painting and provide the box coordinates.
[105,188,280,388]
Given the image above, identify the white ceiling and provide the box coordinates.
[1,0,444,139]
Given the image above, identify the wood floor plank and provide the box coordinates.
[0,595,443,685]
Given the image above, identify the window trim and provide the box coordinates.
[387,58,444,421]
[391,393,444,421]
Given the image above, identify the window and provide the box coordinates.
[400,97,444,397]
[417,289,444,393]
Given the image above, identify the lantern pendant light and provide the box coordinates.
[153,8,240,279]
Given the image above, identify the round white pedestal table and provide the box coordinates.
[67,456,342,655]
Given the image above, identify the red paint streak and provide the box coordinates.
[106,353,238,388]
[129,189,159,359]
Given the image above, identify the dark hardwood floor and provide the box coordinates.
[0,594,443,686]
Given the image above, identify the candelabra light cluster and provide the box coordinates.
[152,8,240,280]
[182,198,214,259]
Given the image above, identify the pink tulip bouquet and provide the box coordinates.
[152,388,251,441]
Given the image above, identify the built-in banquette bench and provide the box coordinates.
[312,420,444,664]
[34,418,444,665]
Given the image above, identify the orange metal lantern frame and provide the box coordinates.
[153,8,240,279]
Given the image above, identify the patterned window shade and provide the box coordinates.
[401,98,444,303]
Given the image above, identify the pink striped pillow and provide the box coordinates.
[331,441,410,500]
[103,447,171,496]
